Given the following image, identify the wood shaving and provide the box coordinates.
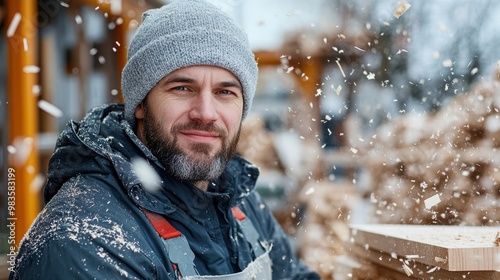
[394,2,411,19]
[426,266,439,273]
[434,256,447,263]
[424,193,441,209]
[405,254,421,259]
[402,263,413,276]
[336,60,346,78]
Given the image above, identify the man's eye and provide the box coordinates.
[173,86,188,91]
[218,90,233,95]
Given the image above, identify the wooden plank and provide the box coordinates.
[348,243,500,279]
[350,224,500,271]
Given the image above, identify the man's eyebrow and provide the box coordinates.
[217,81,242,91]
[161,75,196,86]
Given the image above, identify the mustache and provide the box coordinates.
[171,122,227,138]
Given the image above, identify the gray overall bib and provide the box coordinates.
[142,206,273,280]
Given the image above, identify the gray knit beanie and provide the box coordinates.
[121,0,258,128]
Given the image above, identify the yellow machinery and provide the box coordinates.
[5,0,40,250]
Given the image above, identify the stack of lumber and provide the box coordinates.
[355,78,500,225]
[296,180,361,279]
[335,224,500,279]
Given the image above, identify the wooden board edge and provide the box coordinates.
[347,244,500,280]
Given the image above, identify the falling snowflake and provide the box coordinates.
[131,158,162,193]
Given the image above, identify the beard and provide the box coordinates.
[142,103,241,184]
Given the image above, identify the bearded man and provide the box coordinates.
[10,1,320,279]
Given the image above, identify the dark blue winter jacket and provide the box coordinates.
[9,104,320,279]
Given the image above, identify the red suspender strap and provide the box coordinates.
[140,208,197,278]
[231,206,246,221]
[232,205,266,257]
[140,208,181,239]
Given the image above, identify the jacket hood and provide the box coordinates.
[44,104,259,209]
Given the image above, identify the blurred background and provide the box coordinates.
[1,0,500,278]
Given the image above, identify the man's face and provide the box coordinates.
[135,66,244,186]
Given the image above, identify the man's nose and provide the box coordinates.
[188,90,218,123]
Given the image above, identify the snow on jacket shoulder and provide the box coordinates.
[9,104,321,280]
[11,175,166,279]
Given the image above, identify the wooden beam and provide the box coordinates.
[291,56,324,180]
[254,50,282,66]
[348,244,500,279]
[253,50,326,180]
[6,0,40,247]
[72,0,160,104]
[75,0,155,21]
[294,56,323,104]
[350,224,500,271]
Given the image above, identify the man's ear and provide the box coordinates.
[135,102,145,120]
